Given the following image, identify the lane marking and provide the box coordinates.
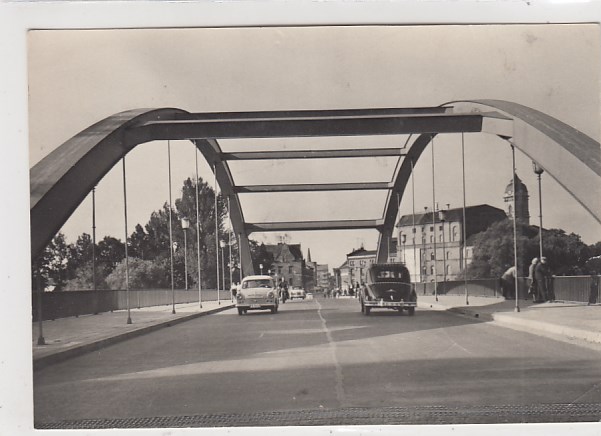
[315,299,345,406]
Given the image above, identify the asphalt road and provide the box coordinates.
[34,297,601,427]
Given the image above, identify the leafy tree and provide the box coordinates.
[105,257,170,290]
[467,218,592,278]
[250,241,274,276]
[96,236,125,278]
[35,232,72,291]
[63,261,107,290]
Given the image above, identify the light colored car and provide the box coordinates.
[236,275,279,315]
[289,286,306,300]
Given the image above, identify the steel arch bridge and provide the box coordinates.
[30,100,601,276]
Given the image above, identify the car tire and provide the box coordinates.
[407,307,415,316]
[237,308,244,315]
[271,306,278,314]
[364,306,371,316]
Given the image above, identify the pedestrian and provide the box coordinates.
[535,257,553,302]
[528,258,539,301]
[500,266,516,300]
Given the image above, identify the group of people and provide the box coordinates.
[499,256,554,302]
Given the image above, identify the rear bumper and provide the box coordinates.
[364,300,417,308]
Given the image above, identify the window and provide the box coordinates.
[429,226,434,232]
[446,251,450,260]
[452,226,458,242]
[242,279,273,289]
[288,266,293,274]
[278,266,282,274]
[430,235,434,243]
[430,252,435,260]
[439,225,443,231]
[430,266,434,274]
[439,234,443,242]
[446,265,451,275]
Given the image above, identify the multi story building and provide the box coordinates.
[396,204,507,282]
[315,264,330,291]
[346,247,377,287]
[265,243,307,289]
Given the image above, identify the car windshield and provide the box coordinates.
[242,279,273,289]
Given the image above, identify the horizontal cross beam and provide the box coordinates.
[221,148,405,160]
[174,107,452,120]
[245,219,380,233]
[127,113,485,143]
[235,182,391,193]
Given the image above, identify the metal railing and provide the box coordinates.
[32,275,600,321]
[32,289,231,321]
[416,275,601,303]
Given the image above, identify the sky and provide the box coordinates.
[28,25,601,271]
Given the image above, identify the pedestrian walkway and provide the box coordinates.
[419,294,601,348]
[32,300,235,370]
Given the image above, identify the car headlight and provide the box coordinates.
[236,293,244,302]
[267,291,274,298]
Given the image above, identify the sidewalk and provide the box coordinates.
[32,300,235,370]
[418,294,601,347]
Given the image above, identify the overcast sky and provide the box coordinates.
[28,25,601,270]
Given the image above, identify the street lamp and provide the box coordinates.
[532,161,545,260]
[220,240,226,295]
[259,263,264,275]
[181,218,190,290]
[401,234,407,264]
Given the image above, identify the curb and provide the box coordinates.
[33,304,235,371]
[492,312,601,345]
[419,301,601,345]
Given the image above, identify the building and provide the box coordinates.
[396,204,507,282]
[316,264,330,291]
[264,243,307,289]
[504,174,530,223]
[346,247,377,288]
[335,261,350,291]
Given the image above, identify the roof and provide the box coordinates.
[347,247,377,258]
[504,174,529,195]
[265,243,304,262]
[397,204,506,238]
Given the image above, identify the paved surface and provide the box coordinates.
[32,294,601,369]
[418,294,601,348]
[32,299,235,369]
[33,296,601,427]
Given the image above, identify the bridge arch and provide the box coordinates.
[31,101,600,275]
[376,99,601,262]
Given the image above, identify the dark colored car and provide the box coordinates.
[360,263,417,316]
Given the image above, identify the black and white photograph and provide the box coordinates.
[2,3,601,435]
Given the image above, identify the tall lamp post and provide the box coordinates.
[260,263,264,275]
[181,218,190,290]
[220,240,227,295]
[532,162,544,260]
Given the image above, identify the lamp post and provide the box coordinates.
[260,263,264,275]
[532,161,544,260]
[401,234,407,264]
[181,218,190,290]
[220,240,226,296]
[439,210,447,295]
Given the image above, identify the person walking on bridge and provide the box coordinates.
[500,266,517,300]
[535,257,554,302]
[528,257,539,301]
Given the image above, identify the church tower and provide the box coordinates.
[503,174,530,223]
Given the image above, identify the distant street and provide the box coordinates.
[34,297,601,427]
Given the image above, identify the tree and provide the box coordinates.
[36,232,73,291]
[466,218,592,278]
[105,257,170,290]
[96,236,125,279]
[250,241,274,275]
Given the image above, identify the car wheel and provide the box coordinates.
[360,300,365,313]
[237,308,244,315]
[407,307,415,316]
[364,306,371,316]
[271,306,278,314]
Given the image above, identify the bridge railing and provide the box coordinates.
[32,289,231,321]
[416,275,600,304]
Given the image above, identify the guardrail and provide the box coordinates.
[32,289,231,321]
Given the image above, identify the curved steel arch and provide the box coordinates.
[376,100,601,262]
[30,108,256,276]
[31,101,600,273]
